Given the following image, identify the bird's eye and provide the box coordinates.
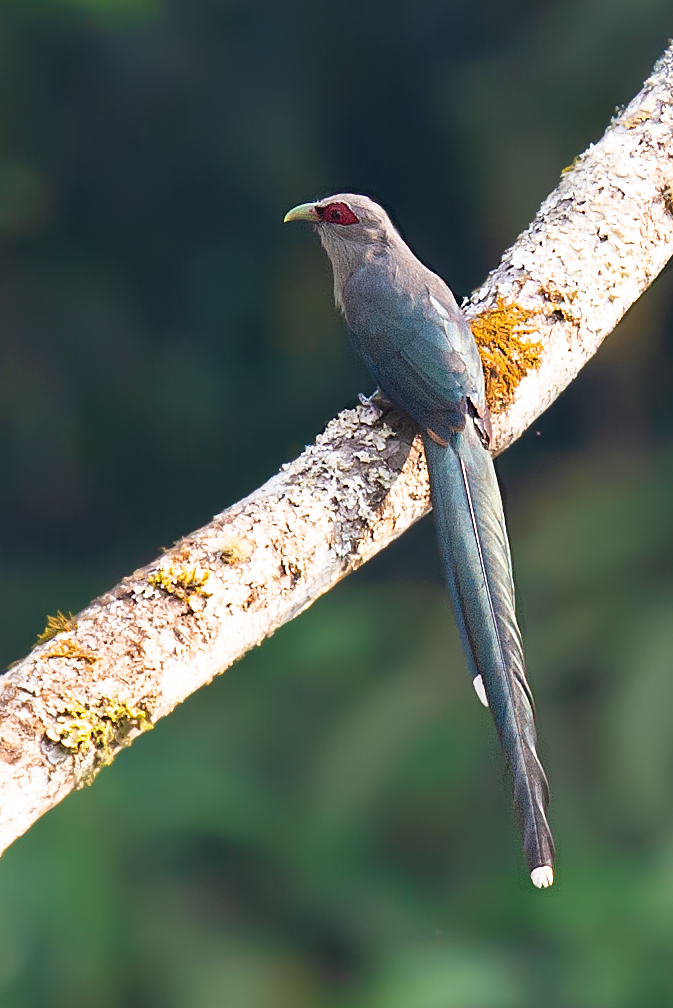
[318,202,359,225]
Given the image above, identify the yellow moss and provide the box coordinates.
[147,564,212,601]
[44,637,99,664]
[219,536,253,564]
[470,297,543,414]
[45,695,153,766]
[560,155,582,176]
[37,610,77,643]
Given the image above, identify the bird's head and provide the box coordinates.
[284,194,400,305]
[284,193,396,251]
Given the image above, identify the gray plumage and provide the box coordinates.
[284,193,555,886]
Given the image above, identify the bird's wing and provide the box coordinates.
[375,297,486,441]
[400,290,486,410]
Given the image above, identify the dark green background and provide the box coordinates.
[1,0,673,1004]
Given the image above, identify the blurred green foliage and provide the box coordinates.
[1,0,673,1004]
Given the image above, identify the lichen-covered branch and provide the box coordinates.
[468,45,673,451]
[2,45,673,856]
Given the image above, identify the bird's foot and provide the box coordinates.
[358,388,392,422]
[358,388,392,408]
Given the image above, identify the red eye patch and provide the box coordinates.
[315,201,359,225]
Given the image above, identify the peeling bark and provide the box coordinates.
[2,45,673,855]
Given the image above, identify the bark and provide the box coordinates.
[2,45,673,856]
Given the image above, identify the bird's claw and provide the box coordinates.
[358,388,392,421]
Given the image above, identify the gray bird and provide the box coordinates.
[284,194,554,887]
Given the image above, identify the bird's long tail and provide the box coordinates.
[423,422,555,885]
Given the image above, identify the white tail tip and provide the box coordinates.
[531,866,554,888]
[473,675,489,707]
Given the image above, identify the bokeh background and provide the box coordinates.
[1,0,673,1005]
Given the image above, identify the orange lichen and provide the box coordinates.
[470,297,543,414]
[622,109,650,129]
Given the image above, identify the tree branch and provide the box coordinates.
[2,45,673,856]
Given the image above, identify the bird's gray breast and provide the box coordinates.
[341,258,416,356]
